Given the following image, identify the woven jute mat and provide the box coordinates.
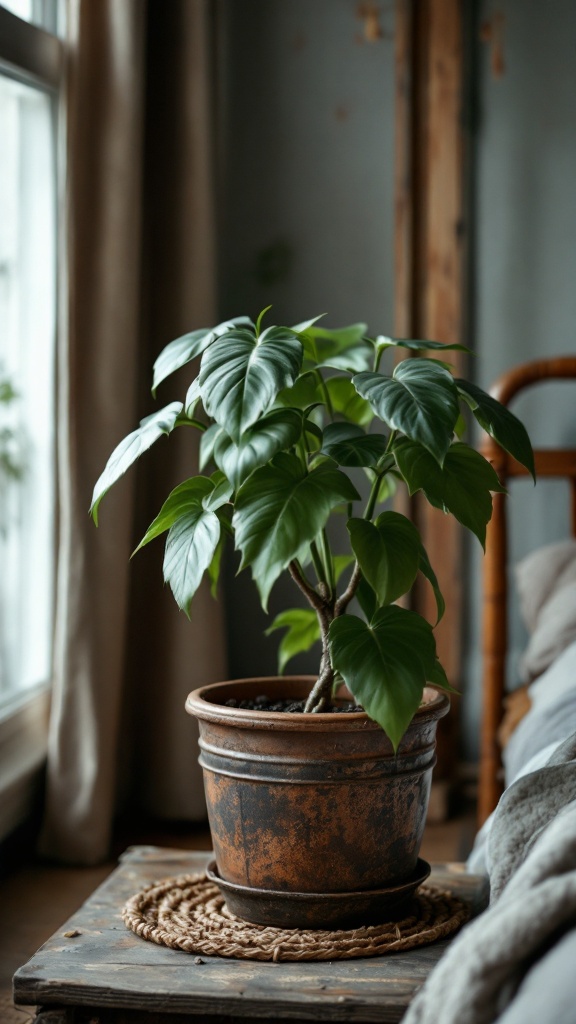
[122,872,470,962]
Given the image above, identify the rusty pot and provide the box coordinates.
[185,676,449,928]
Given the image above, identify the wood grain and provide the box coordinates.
[393,0,467,799]
[16,848,488,1024]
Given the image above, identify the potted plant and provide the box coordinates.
[91,310,534,927]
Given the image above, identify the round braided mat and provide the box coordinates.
[122,872,470,962]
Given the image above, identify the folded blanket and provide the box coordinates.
[403,734,576,1024]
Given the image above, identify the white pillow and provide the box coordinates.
[515,540,576,682]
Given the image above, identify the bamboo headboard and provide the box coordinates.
[478,356,576,825]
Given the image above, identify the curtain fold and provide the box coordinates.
[40,0,226,865]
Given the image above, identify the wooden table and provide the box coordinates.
[13,846,488,1023]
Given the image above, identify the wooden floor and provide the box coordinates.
[0,812,477,1023]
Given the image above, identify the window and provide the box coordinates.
[0,1,64,838]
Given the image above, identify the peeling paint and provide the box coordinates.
[480,10,506,79]
[355,2,390,43]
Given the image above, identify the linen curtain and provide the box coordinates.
[39,0,227,864]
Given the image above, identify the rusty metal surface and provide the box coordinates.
[186,679,449,909]
[206,858,431,929]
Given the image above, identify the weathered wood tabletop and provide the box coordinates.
[13,846,488,1024]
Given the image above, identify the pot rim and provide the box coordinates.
[185,676,450,732]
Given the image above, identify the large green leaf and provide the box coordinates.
[275,371,321,411]
[347,511,421,606]
[163,508,221,616]
[214,409,302,489]
[317,344,374,373]
[325,377,374,426]
[265,608,321,673]
[233,452,360,609]
[199,326,303,442]
[152,317,253,393]
[456,379,536,480]
[295,322,367,362]
[394,439,506,548]
[353,359,460,464]
[130,474,222,613]
[329,606,439,749]
[321,423,389,467]
[90,402,182,524]
[134,476,215,552]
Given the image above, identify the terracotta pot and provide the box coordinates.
[185,676,449,927]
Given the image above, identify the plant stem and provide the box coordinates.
[310,539,328,590]
[363,471,383,522]
[334,561,362,616]
[314,369,334,420]
[320,528,335,597]
[288,560,326,615]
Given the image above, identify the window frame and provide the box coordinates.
[0,2,64,842]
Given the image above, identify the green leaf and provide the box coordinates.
[133,476,215,552]
[291,315,326,333]
[152,317,253,393]
[418,545,445,624]
[130,475,222,613]
[334,554,355,583]
[395,439,506,548]
[325,377,374,426]
[185,377,202,418]
[427,658,458,693]
[298,322,368,361]
[256,305,273,335]
[321,423,389,467]
[376,335,470,354]
[353,360,460,464]
[163,507,221,616]
[90,402,183,524]
[347,511,421,606]
[356,574,377,620]
[213,409,302,489]
[275,371,321,411]
[233,452,360,609]
[329,606,439,749]
[265,608,321,673]
[456,379,535,480]
[203,471,233,512]
[199,423,223,470]
[199,326,303,442]
[207,530,226,598]
[317,344,374,373]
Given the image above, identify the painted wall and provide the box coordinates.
[464,0,576,756]
[217,0,396,678]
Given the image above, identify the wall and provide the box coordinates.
[217,0,396,678]
[464,0,576,756]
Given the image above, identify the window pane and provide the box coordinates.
[0,74,56,708]
[0,0,61,35]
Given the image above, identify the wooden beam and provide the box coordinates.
[394,0,467,803]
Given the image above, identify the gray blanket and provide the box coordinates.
[402,733,576,1024]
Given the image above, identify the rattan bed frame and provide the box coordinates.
[478,355,576,825]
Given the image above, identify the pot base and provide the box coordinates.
[206,858,431,930]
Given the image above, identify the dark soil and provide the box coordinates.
[223,695,365,714]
